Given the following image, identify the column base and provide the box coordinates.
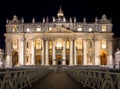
[52,64,56,65]
[69,64,73,66]
[52,61,56,65]
[41,64,45,65]
[62,61,66,65]
[41,61,45,65]
[45,64,49,66]
[74,64,77,66]
[62,64,66,65]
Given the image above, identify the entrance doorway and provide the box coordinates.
[77,55,83,64]
[56,55,62,65]
[35,49,42,65]
[100,51,107,65]
[12,50,18,66]
[35,55,41,64]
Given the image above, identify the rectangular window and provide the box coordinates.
[102,26,106,32]
[77,28,82,31]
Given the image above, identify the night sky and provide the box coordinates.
[0,0,119,50]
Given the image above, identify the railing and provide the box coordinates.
[0,66,51,89]
[64,66,120,89]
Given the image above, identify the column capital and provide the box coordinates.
[30,38,35,42]
[20,38,24,41]
[52,38,56,41]
[25,38,29,41]
[83,37,87,41]
[108,38,113,42]
[44,38,49,41]
[69,38,75,41]
[94,38,99,41]
[86,38,92,42]
[5,39,11,42]
[62,38,67,41]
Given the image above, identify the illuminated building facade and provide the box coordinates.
[4,7,113,67]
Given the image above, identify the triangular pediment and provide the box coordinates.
[46,26,74,33]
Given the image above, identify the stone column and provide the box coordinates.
[69,39,73,66]
[45,39,49,66]
[74,39,77,65]
[52,39,56,65]
[108,39,113,66]
[62,40,66,65]
[94,38,100,65]
[19,38,24,65]
[83,39,87,65]
[41,39,45,65]
[31,39,35,65]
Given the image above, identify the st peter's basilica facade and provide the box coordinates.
[4,7,113,67]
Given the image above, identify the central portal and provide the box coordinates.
[55,38,63,65]
[56,49,62,65]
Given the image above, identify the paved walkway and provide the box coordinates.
[24,71,91,89]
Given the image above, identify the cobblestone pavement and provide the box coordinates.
[23,71,92,89]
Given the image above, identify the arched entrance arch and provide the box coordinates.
[12,50,18,66]
[100,51,107,65]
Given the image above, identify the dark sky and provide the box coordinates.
[0,0,119,50]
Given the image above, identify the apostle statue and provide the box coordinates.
[73,17,76,22]
[69,17,72,23]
